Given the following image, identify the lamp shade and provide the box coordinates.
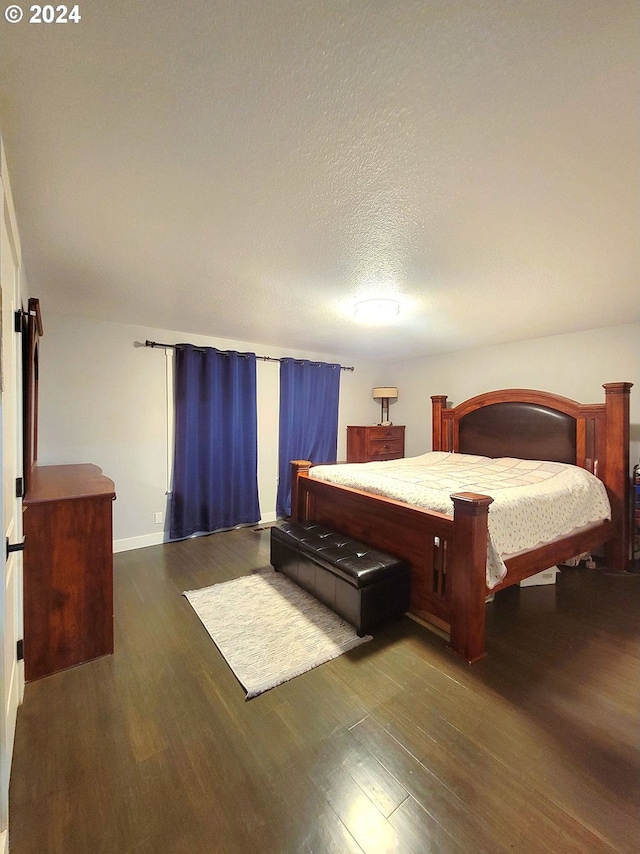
[373,387,398,400]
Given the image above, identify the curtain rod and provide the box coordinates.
[143,340,355,371]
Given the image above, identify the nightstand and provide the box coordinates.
[346,425,405,463]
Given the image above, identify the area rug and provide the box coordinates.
[184,569,372,699]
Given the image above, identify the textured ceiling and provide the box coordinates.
[1,0,638,361]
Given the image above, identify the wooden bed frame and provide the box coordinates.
[290,383,633,663]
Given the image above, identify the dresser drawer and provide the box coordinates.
[367,426,404,442]
[367,438,403,459]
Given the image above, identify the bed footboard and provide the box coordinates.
[290,461,493,662]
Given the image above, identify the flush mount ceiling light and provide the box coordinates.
[354,298,400,323]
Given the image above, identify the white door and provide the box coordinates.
[0,145,24,850]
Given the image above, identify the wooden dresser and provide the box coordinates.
[23,464,116,681]
[346,425,405,463]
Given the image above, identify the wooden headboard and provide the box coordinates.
[431,383,633,567]
[460,401,577,463]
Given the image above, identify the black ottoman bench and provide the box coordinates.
[270,521,410,636]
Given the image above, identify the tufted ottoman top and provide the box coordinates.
[272,521,407,588]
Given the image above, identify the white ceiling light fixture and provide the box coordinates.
[354,298,400,324]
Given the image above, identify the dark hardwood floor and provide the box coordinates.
[9,528,640,853]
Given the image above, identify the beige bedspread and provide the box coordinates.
[309,452,611,587]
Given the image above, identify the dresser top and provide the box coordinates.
[24,464,116,504]
[347,425,405,428]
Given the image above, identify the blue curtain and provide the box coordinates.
[170,344,260,539]
[276,358,341,517]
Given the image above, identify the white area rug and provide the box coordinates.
[184,568,372,699]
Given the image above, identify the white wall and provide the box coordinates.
[389,322,640,467]
[36,315,639,552]
[37,313,382,550]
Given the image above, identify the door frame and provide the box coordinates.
[0,136,26,854]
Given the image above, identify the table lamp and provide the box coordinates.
[373,387,398,426]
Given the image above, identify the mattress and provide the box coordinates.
[309,452,611,587]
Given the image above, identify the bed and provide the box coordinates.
[289,383,633,662]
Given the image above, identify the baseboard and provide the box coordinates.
[113,514,280,553]
[113,532,166,553]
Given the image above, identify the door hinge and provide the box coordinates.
[6,538,25,559]
[15,477,23,498]
[16,639,23,661]
[14,309,26,333]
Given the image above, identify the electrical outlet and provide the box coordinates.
[154,512,163,524]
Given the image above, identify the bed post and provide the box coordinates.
[447,492,493,663]
[602,382,633,570]
[289,460,312,522]
[431,395,448,451]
